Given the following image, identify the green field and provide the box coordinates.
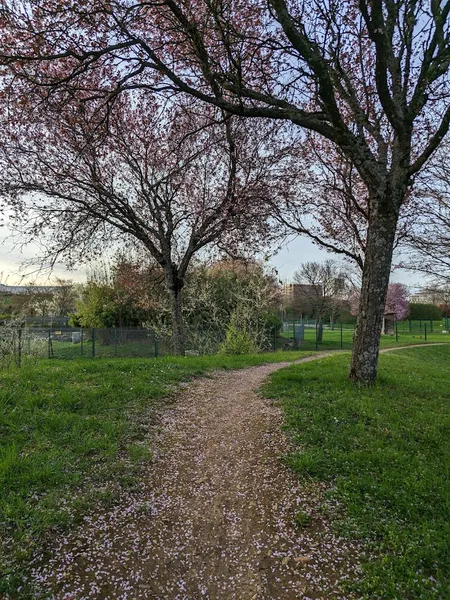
[2,344,450,598]
[278,324,449,351]
[0,350,311,597]
[263,345,450,599]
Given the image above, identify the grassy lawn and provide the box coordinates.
[0,350,310,597]
[278,326,450,351]
[262,345,450,599]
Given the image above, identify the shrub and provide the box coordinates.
[0,322,47,368]
[219,313,255,355]
[408,303,442,320]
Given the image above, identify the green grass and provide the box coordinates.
[262,346,450,599]
[0,350,310,597]
[278,325,450,351]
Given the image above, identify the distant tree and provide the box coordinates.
[385,284,410,321]
[3,0,450,382]
[112,257,167,320]
[1,94,289,354]
[51,279,77,317]
[10,284,53,321]
[351,283,409,323]
[408,303,442,321]
[0,293,14,318]
[293,260,349,340]
[70,282,146,329]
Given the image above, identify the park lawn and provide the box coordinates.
[279,326,449,351]
[0,350,311,597]
[262,345,450,599]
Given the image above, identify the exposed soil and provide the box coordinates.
[29,355,363,599]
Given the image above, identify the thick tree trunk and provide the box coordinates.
[169,287,185,355]
[349,207,399,384]
[165,268,186,355]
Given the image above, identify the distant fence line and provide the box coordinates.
[0,326,204,366]
[0,321,449,368]
[282,318,450,333]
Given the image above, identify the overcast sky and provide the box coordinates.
[0,223,423,290]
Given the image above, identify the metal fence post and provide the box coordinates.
[80,328,84,356]
[424,323,427,341]
[273,327,276,352]
[315,320,318,350]
[114,327,118,357]
[92,328,96,358]
[48,329,52,359]
[340,322,343,349]
[154,332,159,357]
[395,321,398,342]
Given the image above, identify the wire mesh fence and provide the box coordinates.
[1,319,449,369]
[0,325,227,367]
[279,318,450,350]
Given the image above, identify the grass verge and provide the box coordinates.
[0,350,310,597]
[262,345,450,599]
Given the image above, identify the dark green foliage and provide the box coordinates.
[70,282,147,328]
[408,303,442,320]
[262,346,450,599]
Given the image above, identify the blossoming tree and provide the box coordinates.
[2,1,450,380]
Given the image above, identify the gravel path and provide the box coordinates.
[30,355,363,599]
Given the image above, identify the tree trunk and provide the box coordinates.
[349,206,399,384]
[317,318,324,342]
[165,268,186,356]
[169,287,185,355]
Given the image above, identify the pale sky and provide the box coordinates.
[0,223,422,290]
[0,225,86,285]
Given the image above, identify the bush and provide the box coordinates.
[0,323,47,368]
[408,302,442,320]
[219,314,255,355]
[68,313,82,327]
[263,312,282,333]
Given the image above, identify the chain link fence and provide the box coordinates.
[279,318,450,350]
[0,325,228,367]
[1,319,449,369]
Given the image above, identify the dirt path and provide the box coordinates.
[381,342,450,352]
[30,355,362,599]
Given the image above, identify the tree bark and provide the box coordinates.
[165,268,186,355]
[349,204,399,384]
[317,318,324,342]
[169,287,185,355]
